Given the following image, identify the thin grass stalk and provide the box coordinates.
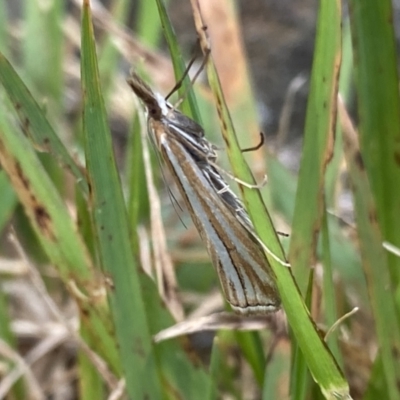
[189,2,350,398]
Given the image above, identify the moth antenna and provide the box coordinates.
[165,47,200,100]
[165,40,210,115]
[171,48,210,111]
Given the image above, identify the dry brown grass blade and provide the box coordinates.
[137,225,153,278]
[337,95,358,150]
[0,337,45,400]
[186,291,225,318]
[7,231,119,391]
[275,74,307,150]
[154,311,285,343]
[107,379,126,400]
[192,0,265,175]
[197,0,248,102]
[0,258,28,275]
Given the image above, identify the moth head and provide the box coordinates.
[127,71,162,119]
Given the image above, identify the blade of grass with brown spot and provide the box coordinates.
[0,106,121,376]
[348,0,400,286]
[325,20,353,207]
[288,0,342,397]
[288,0,341,294]
[348,2,400,396]
[198,0,264,176]
[189,2,351,399]
[0,52,88,196]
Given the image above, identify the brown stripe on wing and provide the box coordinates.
[159,135,280,311]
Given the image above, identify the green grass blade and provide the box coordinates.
[80,2,161,398]
[347,3,400,396]
[290,272,314,400]
[363,357,386,399]
[213,36,347,400]
[288,0,341,293]
[235,331,265,386]
[141,273,212,399]
[287,0,344,395]
[190,4,350,398]
[263,347,290,400]
[325,20,353,207]
[0,52,88,196]
[348,0,400,285]
[349,0,400,294]
[290,341,311,400]
[321,210,342,366]
[206,336,222,400]
[98,0,131,96]
[0,112,92,288]
[78,325,105,400]
[154,0,201,121]
[268,157,365,299]
[137,0,162,48]
[23,0,63,109]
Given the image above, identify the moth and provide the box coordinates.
[127,71,280,314]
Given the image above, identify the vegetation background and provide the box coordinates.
[0,0,399,399]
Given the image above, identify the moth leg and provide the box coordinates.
[240,132,265,153]
[210,162,268,190]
